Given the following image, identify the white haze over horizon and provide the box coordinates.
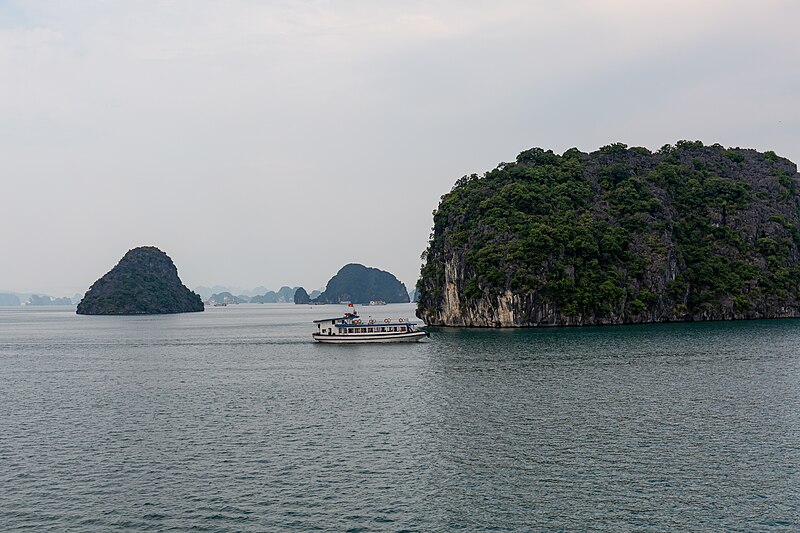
[2,0,799,297]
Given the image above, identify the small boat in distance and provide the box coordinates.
[368,300,386,306]
[312,305,428,343]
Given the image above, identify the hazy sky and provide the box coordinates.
[2,0,799,296]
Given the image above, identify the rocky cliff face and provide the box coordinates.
[417,142,800,327]
[77,246,203,315]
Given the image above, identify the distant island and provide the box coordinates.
[197,286,301,304]
[314,263,410,304]
[0,293,77,306]
[28,295,72,306]
[248,287,299,304]
[0,293,21,306]
[207,292,247,305]
[417,142,800,327]
[77,246,204,315]
[294,287,310,304]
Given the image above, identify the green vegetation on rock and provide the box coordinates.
[417,142,800,326]
[316,264,410,304]
[76,246,204,315]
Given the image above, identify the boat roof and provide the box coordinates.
[313,316,349,323]
[336,322,417,328]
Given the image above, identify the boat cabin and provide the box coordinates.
[313,315,415,336]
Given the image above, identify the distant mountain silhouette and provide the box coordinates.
[28,295,72,305]
[0,293,21,306]
[207,292,248,304]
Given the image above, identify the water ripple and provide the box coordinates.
[1,306,799,530]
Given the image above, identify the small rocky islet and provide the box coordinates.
[416,141,800,327]
[76,247,203,315]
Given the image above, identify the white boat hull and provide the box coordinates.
[313,331,427,343]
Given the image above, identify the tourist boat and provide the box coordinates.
[368,300,386,306]
[312,306,428,343]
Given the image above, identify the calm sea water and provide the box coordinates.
[1,303,799,531]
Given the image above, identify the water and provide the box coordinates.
[1,304,799,531]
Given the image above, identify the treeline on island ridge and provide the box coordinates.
[416,141,800,327]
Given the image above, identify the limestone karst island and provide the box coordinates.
[416,141,800,327]
[76,246,203,315]
[312,263,410,305]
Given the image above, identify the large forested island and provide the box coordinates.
[416,141,800,327]
[76,246,203,315]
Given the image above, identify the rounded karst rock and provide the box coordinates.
[76,246,204,315]
[294,287,311,304]
[315,263,410,304]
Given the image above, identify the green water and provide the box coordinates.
[1,304,798,530]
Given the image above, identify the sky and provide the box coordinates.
[2,0,799,296]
